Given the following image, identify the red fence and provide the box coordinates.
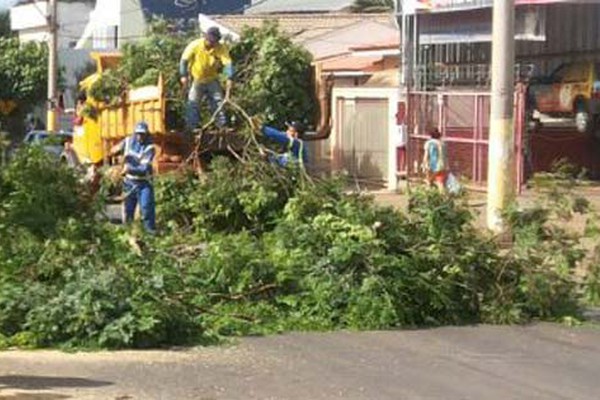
[406,87,527,190]
[527,128,600,179]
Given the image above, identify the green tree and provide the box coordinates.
[0,38,48,140]
[352,0,394,12]
[230,22,315,126]
[0,38,48,104]
[0,11,11,38]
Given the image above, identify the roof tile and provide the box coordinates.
[321,55,382,71]
[246,0,355,14]
[213,13,395,44]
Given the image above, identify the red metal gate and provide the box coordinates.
[406,85,526,191]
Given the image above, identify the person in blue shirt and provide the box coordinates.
[110,121,156,233]
[260,121,308,167]
[422,128,448,192]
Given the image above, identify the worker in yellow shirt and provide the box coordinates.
[180,27,234,130]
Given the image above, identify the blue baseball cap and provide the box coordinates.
[206,27,222,43]
[285,121,305,134]
[134,121,150,134]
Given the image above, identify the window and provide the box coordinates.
[93,25,118,49]
[551,64,569,81]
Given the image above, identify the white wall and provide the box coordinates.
[77,0,148,49]
[88,0,120,49]
[119,0,146,46]
[11,1,93,48]
[77,0,132,49]
[18,29,49,44]
[59,2,94,48]
[10,3,48,31]
[89,0,121,27]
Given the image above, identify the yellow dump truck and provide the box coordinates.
[72,52,187,174]
[69,52,333,176]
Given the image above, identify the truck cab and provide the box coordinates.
[528,62,600,134]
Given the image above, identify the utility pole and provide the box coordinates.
[398,0,413,189]
[47,0,58,132]
[400,0,409,90]
[487,0,515,233]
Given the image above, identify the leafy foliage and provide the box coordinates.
[0,150,598,349]
[0,147,93,237]
[498,165,600,321]
[585,247,600,306]
[0,38,48,107]
[155,157,306,235]
[230,22,315,126]
[351,0,394,12]
[88,69,126,106]
[0,11,11,38]
[499,165,599,322]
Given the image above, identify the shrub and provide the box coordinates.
[0,146,94,237]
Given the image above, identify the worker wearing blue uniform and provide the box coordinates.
[111,121,156,232]
[261,121,308,167]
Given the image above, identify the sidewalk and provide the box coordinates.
[372,183,600,230]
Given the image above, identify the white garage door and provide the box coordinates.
[337,97,389,186]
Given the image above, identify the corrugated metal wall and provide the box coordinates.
[516,4,600,74]
[418,4,600,78]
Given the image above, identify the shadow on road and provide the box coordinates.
[0,375,113,390]
[0,393,70,399]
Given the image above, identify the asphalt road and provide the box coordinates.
[1,324,600,400]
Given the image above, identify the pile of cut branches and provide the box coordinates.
[1,147,599,349]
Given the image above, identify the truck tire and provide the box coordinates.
[575,100,591,133]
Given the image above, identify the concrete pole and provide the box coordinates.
[399,1,413,190]
[400,0,409,89]
[46,0,58,132]
[487,0,515,233]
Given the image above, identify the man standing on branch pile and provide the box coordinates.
[180,26,234,131]
[110,121,156,233]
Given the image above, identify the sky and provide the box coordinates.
[0,0,17,11]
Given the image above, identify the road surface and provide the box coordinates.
[1,324,600,400]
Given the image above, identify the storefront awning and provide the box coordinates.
[404,0,597,14]
[418,6,547,44]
